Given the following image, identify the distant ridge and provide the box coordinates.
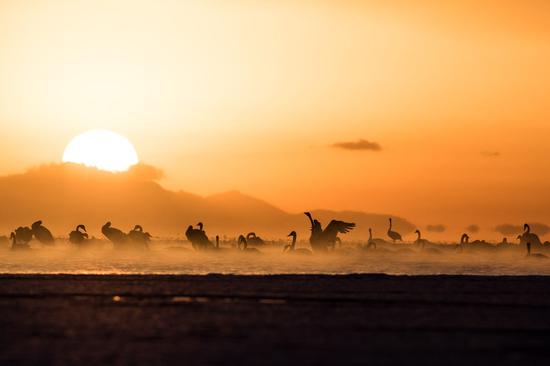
[0,164,415,240]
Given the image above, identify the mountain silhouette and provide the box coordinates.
[0,163,415,240]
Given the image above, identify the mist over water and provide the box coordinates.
[1,239,549,276]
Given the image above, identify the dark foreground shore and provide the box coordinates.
[1,274,550,365]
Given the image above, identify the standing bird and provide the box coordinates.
[304,212,355,252]
[185,223,213,251]
[387,218,402,243]
[238,235,261,253]
[102,222,128,247]
[31,220,55,245]
[14,226,33,246]
[459,233,469,251]
[128,225,151,249]
[69,224,89,245]
[10,231,30,250]
[519,224,542,247]
[283,231,312,255]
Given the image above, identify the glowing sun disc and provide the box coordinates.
[62,130,139,172]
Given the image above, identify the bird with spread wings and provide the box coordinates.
[304,212,355,252]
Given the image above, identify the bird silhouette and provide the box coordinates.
[246,232,265,246]
[31,220,55,245]
[283,231,312,255]
[185,222,213,251]
[304,212,355,252]
[10,231,30,250]
[13,226,33,246]
[519,224,542,247]
[69,224,89,245]
[414,229,429,249]
[238,235,261,253]
[525,242,547,259]
[365,228,377,249]
[128,225,151,249]
[387,218,402,242]
[102,222,128,247]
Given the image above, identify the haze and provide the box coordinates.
[1,0,550,235]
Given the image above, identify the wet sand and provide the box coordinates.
[1,274,550,365]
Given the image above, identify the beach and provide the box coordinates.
[1,274,550,365]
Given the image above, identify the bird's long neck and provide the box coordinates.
[525,225,530,234]
[416,231,421,240]
[389,219,392,231]
[10,233,16,246]
[369,229,372,240]
[216,235,220,249]
[291,234,296,248]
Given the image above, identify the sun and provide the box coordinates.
[62,130,139,172]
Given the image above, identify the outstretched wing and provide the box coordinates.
[323,220,355,240]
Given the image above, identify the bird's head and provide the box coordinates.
[415,229,420,234]
[77,224,87,232]
[524,223,530,233]
[32,220,42,228]
[246,232,256,239]
[104,222,112,228]
[197,222,204,230]
[134,225,143,232]
[304,212,312,218]
[287,231,297,238]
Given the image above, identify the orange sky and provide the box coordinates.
[1,0,550,238]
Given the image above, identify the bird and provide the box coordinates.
[283,231,312,255]
[519,224,542,247]
[458,233,469,251]
[31,220,55,245]
[185,222,213,251]
[414,229,429,249]
[365,228,377,249]
[246,232,265,246]
[128,225,151,249]
[387,218,402,243]
[304,212,355,252]
[525,242,547,259]
[13,226,33,246]
[69,224,89,245]
[238,235,261,253]
[102,222,128,247]
[10,231,30,251]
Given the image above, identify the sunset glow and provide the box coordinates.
[62,130,139,172]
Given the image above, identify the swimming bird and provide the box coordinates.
[246,232,265,246]
[283,231,312,255]
[519,224,542,247]
[31,220,55,245]
[185,223,213,251]
[102,222,128,247]
[238,235,261,253]
[69,224,88,245]
[387,218,402,243]
[365,228,377,249]
[526,242,547,259]
[414,229,429,249]
[128,225,151,249]
[458,233,469,251]
[304,212,355,252]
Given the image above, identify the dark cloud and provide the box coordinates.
[495,223,550,236]
[481,151,500,158]
[426,224,446,233]
[466,224,480,233]
[332,139,382,151]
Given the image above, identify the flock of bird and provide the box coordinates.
[1,214,548,259]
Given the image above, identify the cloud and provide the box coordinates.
[466,224,480,233]
[332,139,382,151]
[495,223,550,236]
[481,151,500,158]
[426,224,446,233]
